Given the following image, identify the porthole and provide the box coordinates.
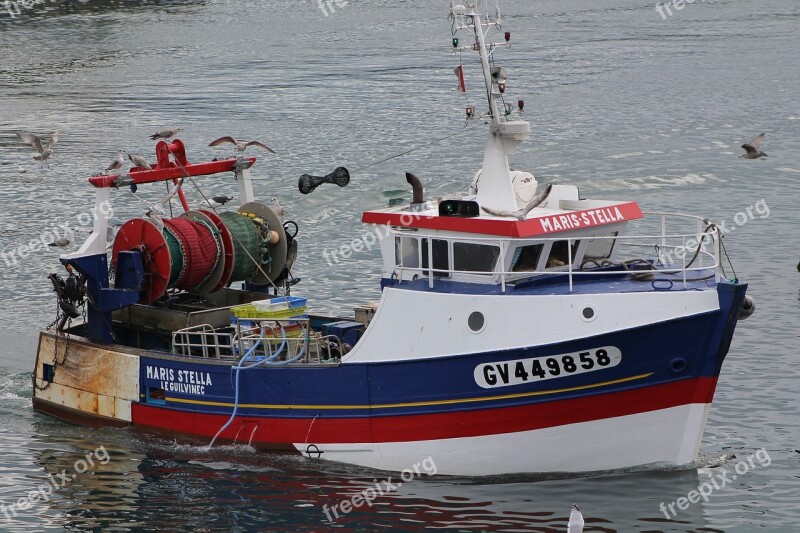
[468,311,485,333]
[669,357,688,374]
[580,305,597,322]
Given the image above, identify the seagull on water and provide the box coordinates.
[106,150,126,173]
[200,195,234,209]
[48,237,71,247]
[740,133,767,159]
[150,128,183,141]
[209,136,275,154]
[17,130,59,167]
[17,165,28,174]
[567,504,584,533]
[128,152,152,170]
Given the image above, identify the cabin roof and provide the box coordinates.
[362,200,643,238]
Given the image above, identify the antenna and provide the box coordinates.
[448,0,530,212]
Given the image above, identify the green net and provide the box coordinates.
[163,226,184,284]
[219,212,263,282]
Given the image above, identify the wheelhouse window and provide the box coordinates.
[453,242,499,273]
[583,232,618,261]
[421,238,450,277]
[511,244,544,272]
[546,240,581,268]
[395,237,419,268]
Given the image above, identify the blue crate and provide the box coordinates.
[270,296,308,309]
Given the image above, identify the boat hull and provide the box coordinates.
[32,282,747,475]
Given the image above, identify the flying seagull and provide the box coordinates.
[200,195,234,209]
[271,197,286,217]
[17,130,59,167]
[150,128,183,141]
[567,504,584,533]
[16,130,59,153]
[106,150,126,173]
[740,133,767,159]
[128,153,152,170]
[32,148,54,167]
[208,136,276,154]
[481,183,553,221]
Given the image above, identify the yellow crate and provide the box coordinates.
[231,305,308,319]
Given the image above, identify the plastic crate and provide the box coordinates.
[231,304,308,319]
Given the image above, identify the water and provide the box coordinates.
[0,0,798,530]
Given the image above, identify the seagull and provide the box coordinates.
[106,150,126,173]
[740,133,767,159]
[128,153,152,170]
[200,195,234,209]
[32,148,54,167]
[16,130,59,153]
[150,128,183,141]
[17,130,59,168]
[481,183,553,221]
[143,179,185,231]
[208,136,276,154]
[271,197,286,217]
[17,165,28,174]
[567,504,584,533]
[48,237,71,247]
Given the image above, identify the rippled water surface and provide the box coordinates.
[0,0,798,531]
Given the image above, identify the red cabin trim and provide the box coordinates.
[361,201,643,237]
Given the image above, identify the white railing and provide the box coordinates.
[390,211,722,292]
[171,319,345,363]
[172,324,234,359]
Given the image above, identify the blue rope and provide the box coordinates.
[206,323,289,449]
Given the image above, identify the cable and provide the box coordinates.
[348,122,483,176]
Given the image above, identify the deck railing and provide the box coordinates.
[390,211,721,292]
[172,318,344,363]
[172,324,234,359]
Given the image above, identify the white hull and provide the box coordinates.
[297,403,712,475]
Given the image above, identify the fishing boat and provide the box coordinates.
[31,1,754,476]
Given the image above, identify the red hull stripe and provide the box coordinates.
[361,202,643,238]
[131,377,717,445]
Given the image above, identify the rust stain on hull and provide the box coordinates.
[34,332,139,422]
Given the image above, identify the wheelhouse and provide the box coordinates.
[363,184,662,290]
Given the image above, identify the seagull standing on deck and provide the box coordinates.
[200,195,234,209]
[128,153,152,170]
[208,136,276,155]
[106,150,126,173]
[150,128,183,141]
[567,504,584,533]
[740,133,767,159]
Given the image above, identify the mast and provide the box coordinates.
[472,9,501,127]
[451,1,530,213]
